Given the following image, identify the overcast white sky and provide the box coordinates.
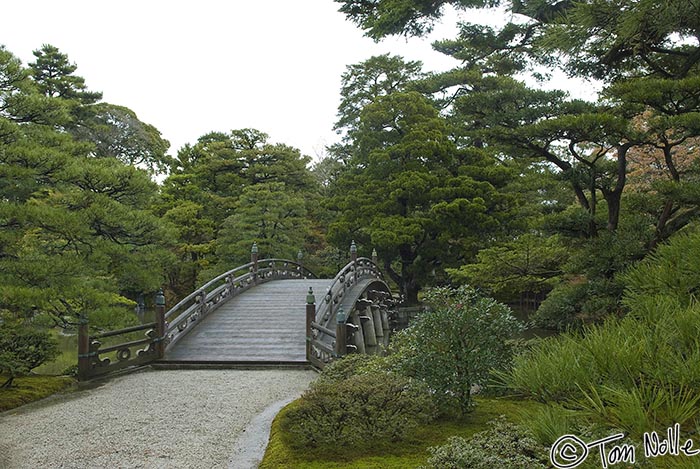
[3,1,596,161]
[2,0,469,159]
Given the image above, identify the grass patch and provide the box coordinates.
[33,330,77,376]
[260,396,547,469]
[0,374,76,412]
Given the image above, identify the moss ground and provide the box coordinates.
[0,375,76,412]
[259,395,547,469]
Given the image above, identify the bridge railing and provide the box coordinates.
[164,255,316,350]
[306,243,387,369]
[76,244,315,380]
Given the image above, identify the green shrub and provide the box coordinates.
[622,227,700,310]
[519,404,579,447]
[498,334,599,402]
[316,353,391,385]
[391,286,522,415]
[532,282,588,329]
[533,279,624,330]
[421,416,548,469]
[574,383,700,439]
[281,372,436,448]
[0,325,58,388]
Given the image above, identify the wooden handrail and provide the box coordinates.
[92,322,156,339]
[77,256,316,380]
[164,258,317,350]
[306,256,389,370]
[314,257,384,327]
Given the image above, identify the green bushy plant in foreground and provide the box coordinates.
[281,372,436,448]
[392,286,523,415]
[314,353,392,386]
[503,229,700,438]
[421,416,548,469]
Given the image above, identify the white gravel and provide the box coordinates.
[0,369,316,469]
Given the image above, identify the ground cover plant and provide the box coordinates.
[261,396,547,469]
[0,375,75,412]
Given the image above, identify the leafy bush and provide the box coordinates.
[391,286,522,415]
[315,353,391,385]
[281,372,436,448]
[0,325,58,387]
[533,278,624,330]
[531,281,589,329]
[421,416,547,469]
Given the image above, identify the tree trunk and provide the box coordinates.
[383,252,421,305]
[403,280,420,306]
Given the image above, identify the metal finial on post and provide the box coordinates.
[335,307,348,357]
[336,307,346,323]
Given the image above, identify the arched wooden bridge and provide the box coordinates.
[77,246,397,380]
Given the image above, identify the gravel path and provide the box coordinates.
[0,369,316,469]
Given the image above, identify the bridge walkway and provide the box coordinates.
[162,279,332,364]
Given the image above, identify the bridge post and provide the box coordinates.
[335,307,348,357]
[372,248,378,265]
[77,315,90,380]
[305,287,316,361]
[350,240,357,282]
[251,243,259,285]
[154,289,166,359]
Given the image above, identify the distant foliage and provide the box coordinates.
[282,372,436,448]
[421,416,547,469]
[0,325,58,388]
[447,234,566,305]
[391,286,523,415]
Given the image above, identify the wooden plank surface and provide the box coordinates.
[163,279,332,363]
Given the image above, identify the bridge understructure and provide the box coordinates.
[76,245,396,379]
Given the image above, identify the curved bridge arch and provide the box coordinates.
[163,258,317,351]
[76,250,394,379]
[307,257,396,369]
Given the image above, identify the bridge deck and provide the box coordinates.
[163,279,332,364]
